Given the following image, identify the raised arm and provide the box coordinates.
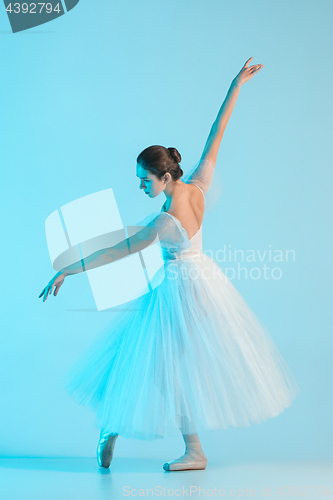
[201,57,263,165]
[187,57,264,194]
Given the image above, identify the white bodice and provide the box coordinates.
[160,214,203,261]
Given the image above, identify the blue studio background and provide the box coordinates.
[1,0,332,462]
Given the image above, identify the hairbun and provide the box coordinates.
[167,147,181,164]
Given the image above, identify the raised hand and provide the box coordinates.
[39,270,66,302]
[234,57,264,86]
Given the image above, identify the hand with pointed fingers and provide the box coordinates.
[234,57,264,86]
[39,270,66,302]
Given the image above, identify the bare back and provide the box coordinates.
[161,182,205,240]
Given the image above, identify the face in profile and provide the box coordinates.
[136,163,167,198]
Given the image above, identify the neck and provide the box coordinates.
[164,180,185,204]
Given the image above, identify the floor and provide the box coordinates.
[0,458,331,499]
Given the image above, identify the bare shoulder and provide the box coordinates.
[187,182,205,205]
[163,182,203,211]
[165,182,204,238]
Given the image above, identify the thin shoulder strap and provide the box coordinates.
[182,158,215,195]
[191,182,205,201]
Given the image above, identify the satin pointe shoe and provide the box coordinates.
[97,432,118,468]
[163,451,208,471]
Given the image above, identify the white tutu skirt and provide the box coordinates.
[64,252,300,440]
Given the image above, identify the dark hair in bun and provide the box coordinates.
[137,145,183,181]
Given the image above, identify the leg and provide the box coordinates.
[163,431,208,471]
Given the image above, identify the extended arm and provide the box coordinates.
[62,225,157,277]
[39,212,185,301]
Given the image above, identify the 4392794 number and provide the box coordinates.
[5,3,61,13]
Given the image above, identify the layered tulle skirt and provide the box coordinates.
[63,251,300,440]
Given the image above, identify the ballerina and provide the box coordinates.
[39,57,300,472]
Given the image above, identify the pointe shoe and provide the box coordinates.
[97,432,118,468]
[163,453,208,471]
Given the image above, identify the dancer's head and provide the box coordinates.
[136,145,184,198]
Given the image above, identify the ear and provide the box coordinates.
[164,172,172,184]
